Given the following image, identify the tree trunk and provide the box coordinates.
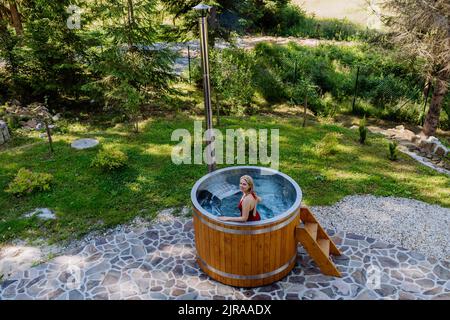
[422,72,450,137]
[127,0,135,48]
[44,121,54,153]
[8,0,22,35]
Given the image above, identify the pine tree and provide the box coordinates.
[381,0,450,137]
[84,0,176,132]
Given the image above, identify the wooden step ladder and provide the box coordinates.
[296,206,342,277]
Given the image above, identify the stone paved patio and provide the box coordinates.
[1,213,449,300]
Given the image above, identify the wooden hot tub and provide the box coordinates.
[191,166,302,287]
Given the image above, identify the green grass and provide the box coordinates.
[0,115,449,244]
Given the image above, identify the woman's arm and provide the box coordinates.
[218,198,251,222]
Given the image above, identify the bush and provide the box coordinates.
[315,132,341,157]
[5,168,53,197]
[91,148,128,171]
[6,115,20,130]
[388,141,398,161]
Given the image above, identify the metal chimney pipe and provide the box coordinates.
[195,4,216,172]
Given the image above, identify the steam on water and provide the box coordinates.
[199,176,292,220]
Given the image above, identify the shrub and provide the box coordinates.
[315,132,341,157]
[6,115,20,130]
[388,141,398,161]
[91,148,128,171]
[359,116,368,144]
[5,168,53,196]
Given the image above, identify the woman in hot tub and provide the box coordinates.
[218,175,261,222]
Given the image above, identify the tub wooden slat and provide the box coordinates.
[219,226,225,282]
[193,207,300,287]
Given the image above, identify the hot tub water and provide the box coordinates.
[199,176,291,220]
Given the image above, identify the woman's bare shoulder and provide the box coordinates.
[242,196,255,205]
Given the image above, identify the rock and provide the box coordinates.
[395,125,405,131]
[23,119,37,130]
[426,136,439,144]
[411,135,421,143]
[71,138,99,150]
[301,289,331,300]
[433,264,449,280]
[435,146,447,157]
[349,125,358,130]
[375,284,397,297]
[131,245,146,259]
[101,270,121,286]
[332,279,351,296]
[52,114,62,122]
[432,293,450,300]
[431,156,441,162]
[400,282,421,293]
[0,120,11,145]
[351,270,367,285]
[23,208,56,220]
[68,290,84,300]
[378,257,399,268]
[355,289,378,300]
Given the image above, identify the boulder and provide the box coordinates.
[411,135,421,143]
[52,113,62,122]
[419,140,435,153]
[0,120,10,145]
[23,119,38,130]
[71,138,99,150]
[435,146,447,158]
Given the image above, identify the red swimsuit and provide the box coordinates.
[238,192,261,221]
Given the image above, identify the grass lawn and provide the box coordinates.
[0,114,449,244]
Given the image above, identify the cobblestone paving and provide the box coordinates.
[1,213,449,300]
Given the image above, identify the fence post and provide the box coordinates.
[352,66,360,113]
[187,45,191,84]
[216,91,220,127]
[303,96,307,128]
[422,81,432,126]
[293,60,297,83]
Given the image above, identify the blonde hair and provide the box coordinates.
[240,175,255,194]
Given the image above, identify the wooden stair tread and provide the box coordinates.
[304,222,318,240]
[317,238,330,257]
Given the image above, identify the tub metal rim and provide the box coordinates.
[191,166,302,227]
[197,253,297,280]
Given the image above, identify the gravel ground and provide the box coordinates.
[311,195,450,260]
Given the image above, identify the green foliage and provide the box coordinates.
[208,48,256,114]
[19,0,88,104]
[0,115,449,243]
[91,148,128,171]
[160,0,374,41]
[315,132,341,157]
[359,116,368,144]
[388,141,398,161]
[5,168,53,197]
[5,115,20,130]
[83,0,176,132]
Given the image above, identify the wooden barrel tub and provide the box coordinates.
[191,166,302,287]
